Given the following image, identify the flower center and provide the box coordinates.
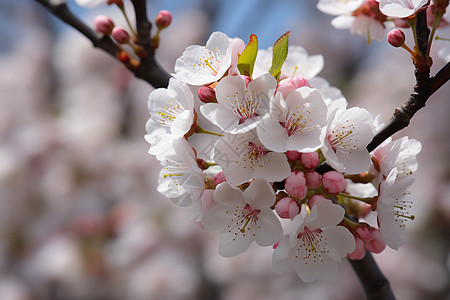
[195,47,222,76]
[243,141,269,170]
[154,99,185,127]
[295,226,329,262]
[280,105,315,137]
[327,120,358,152]
[393,195,415,227]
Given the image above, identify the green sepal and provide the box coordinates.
[237,34,258,77]
[269,31,290,81]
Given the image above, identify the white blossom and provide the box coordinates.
[74,0,108,7]
[173,32,232,85]
[257,87,328,153]
[376,168,415,250]
[317,0,364,15]
[213,129,291,185]
[200,73,276,133]
[202,179,283,257]
[376,0,429,18]
[157,138,205,208]
[321,98,375,174]
[272,200,355,282]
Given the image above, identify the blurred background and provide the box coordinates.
[0,0,449,299]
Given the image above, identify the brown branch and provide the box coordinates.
[34,0,170,88]
[349,252,395,300]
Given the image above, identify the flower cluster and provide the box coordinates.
[145,31,422,282]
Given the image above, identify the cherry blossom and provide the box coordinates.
[331,14,388,42]
[213,130,291,185]
[371,136,422,182]
[145,78,196,157]
[200,73,276,133]
[376,168,415,250]
[202,179,283,257]
[272,200,355,282]
[173,32,232,85]
[257,87,328,153]
[321,98,375,174]
[157,138,205,208]
[377,0,429,18]
[253,46,324,80]
[74,0,108,7]
[317,0,365,15]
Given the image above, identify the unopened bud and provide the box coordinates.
[308,194,328,207]
[155,10,172,29]
[198,86,217,103]
[112,27,130,44]
[300,151,320,170]
[286,150,300,162]
[94,15,114,35]
[322,171,346,194]
[305,171,320,189]
[355,223,373,241]
[214,171,226,185]
[241,75,252,87]
[364,229,386,253]
[348,237,366,260]
[285,170,307,199]
[387,29,405,48]
[277,76,311,98]
[275,197,300,219]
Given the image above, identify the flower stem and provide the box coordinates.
[407,17,419,54]
[427,11,444,58]
[116,2,137,38]
[195,125,223,136]
[338,193,374,204]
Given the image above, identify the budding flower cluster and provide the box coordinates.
[145,30,421,283]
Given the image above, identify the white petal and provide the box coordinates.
[218,230,254,257]
[254,209,283,246]
[243,178,276,208]
[257,116,290,152]
[213,182,245,206]
[171,110,194,137]
[200,103,239,132]
[320,226,356,261]
[306,201,345,230]
[336,148,371,174]
[272,236,294,274]
[293,251,338,282]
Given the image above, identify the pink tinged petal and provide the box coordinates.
[272,236,294,274]
[306,201,346,230]
[320,226,356,262]
[348,237,366,260]
[247,73,277,116]
[229,38,246,76]
[254,208,283,246]
[243,178,276,208]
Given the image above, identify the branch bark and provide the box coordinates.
[34,0,170,88]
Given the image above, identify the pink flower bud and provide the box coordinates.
[275,197,300,219]
[308,194,328,207]
[300,151,320,170]
[348,237,366,260]
[286,150,300,162]
[364,229,386,254]
[387,29,405,48]
[155,10,172,29]
[276,76,311,98]
[285,171,307,199]
[322,171,346,194]
[355,223,373,241]
[112,27,130,44]
[198,86,217,103]
[240,75,252,87]
[94,15,114,35]
[305,171,321,189]
[214,171,226,185]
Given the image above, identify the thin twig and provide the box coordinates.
[34,0,170,88]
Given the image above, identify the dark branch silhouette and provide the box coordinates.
[34,0,170,88]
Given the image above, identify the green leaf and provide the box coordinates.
[269,31,290,81]
[237,34,258,77]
